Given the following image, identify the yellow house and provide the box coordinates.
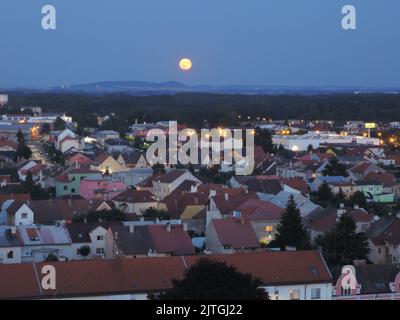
[91,154,128,174]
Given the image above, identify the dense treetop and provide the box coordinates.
[7,93,400,130]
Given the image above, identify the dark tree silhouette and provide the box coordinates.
[322,158,349,177]
[316,214,370,266]
[160,258,268,300]
[270,195,311,250]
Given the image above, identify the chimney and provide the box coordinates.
[190,184,198,193]
[84,217,87,224]
[129,224,135,233]
[10,226,16,235]
[209,189,216,198]
[224,193,229,201]
[337,207,346,222]
[166,223,171,232]
[183,222,188,232]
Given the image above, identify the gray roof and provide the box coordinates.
[0,227,19,247]
[111,225,154,255]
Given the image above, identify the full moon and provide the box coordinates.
[179,58,192,71]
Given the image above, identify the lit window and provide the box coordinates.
[290,289,300,300]
[311,288,321,299]
[266,226,273,232]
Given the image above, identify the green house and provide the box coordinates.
[55,168,99,198]
[355,181,394,203]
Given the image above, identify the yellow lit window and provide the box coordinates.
[266,226,273,232]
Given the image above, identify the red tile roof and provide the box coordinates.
[147,225,195,255]
[113,189,156,203]
[236,199,283,221]
[367,217,400,246]
[282,178,309,194]
[365,172,397,188]
[351,162,373,173]
[156,169,188,184]
[0,251,331,299]
[0,140,18,150]
[21,164,47,176]
[310,209,372,232]
[211,192,258,215]
[93,153,111,166]
[211,218,261,249]
[54,173,70,183]
[0,193,31,203]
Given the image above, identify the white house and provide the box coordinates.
[366,216,400,264]
[152,169,201,200]
[3,201,34,226]
[55,129,76,150]
[59,136,80,154]
[112,189,160,215]
[66,223,111,260]
[17,225,72,262]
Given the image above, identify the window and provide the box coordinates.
[265,226,273,232]
[63,185,68,191]
[7,250,13,259]
[97,235,104,241]
[96,248,104,255]
[290,289,300,300]
[223,245,232,250]
[311,288,321,300]
[21,213,28,219]
[362,224,368,232]
[71,177,76,181]
[274,290,279,300]
[378,248,381,254]
[71,188,75,193]
[24,251,32,257]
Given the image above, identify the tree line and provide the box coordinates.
[8,93,400,132]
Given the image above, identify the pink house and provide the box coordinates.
[80,174,127,200]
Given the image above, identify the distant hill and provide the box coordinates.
[2,81,400,96]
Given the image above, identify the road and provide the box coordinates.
[28,141,49,164]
